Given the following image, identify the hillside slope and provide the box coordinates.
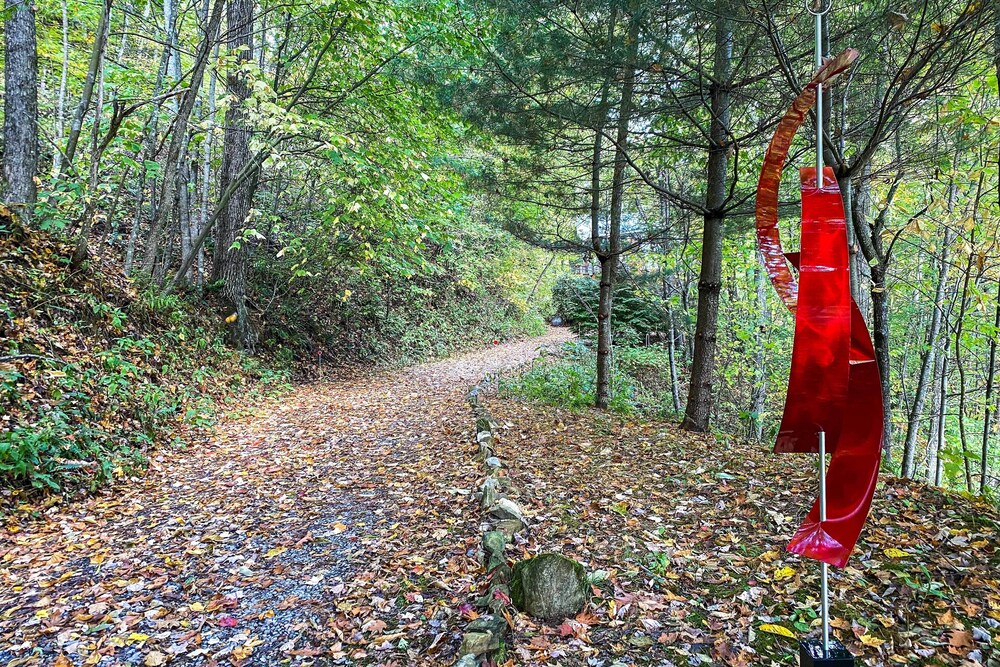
[0,208,289,495]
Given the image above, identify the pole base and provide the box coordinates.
[799,639,854,666]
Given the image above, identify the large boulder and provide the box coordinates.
[510,553,588,622]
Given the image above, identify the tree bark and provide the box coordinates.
[3,0,39,211]
[71,31,109,269]
[53,0,69,177]
[870,263,894,458]
[211,0,258,350]
[682,3,731,432]
[953,230,977,491]
[930,353,949,486]
[595,5,637,409]
[749,262,769,441]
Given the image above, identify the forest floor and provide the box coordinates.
[480,395,1000,667]
[2,328,999,667]
[0,329,572,667]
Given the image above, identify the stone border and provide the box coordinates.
[454,384,529,666]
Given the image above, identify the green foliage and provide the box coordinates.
[0,328,289,492]
[263,204,551,365]
[499,340,678,417]
[552,275,667,345]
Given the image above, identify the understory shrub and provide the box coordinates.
[552,275,667,345]
[0,218,292,494]
[499,340,680,417]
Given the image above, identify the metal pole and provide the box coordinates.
[818,429,830,656]
[808,0,830,187]
[815,11,823,188]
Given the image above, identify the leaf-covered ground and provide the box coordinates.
[4,327,998,667]
[481,394,1000,666]
[0,329,573,666]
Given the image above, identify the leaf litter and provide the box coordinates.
[0,329,573,666]
[477,393,1000,667]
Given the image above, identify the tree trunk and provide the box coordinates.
[71,32,108,269]
[198,44,220,285]
[3,0,39,211]
[595,6,638,409]
[981,279,1000,494]
[870,263,893,458]
[850,171,874,320]
[53,0,69,177]
[749,262,769,441]
[211,0,258,350]
[62,0,112,174]
[953,230,977,491]
[683,4,731,432]
[142,0,225,275]
[124,39,171,274]
[902,228,953,476]
[596,254,615,408]
[930,353,949,486]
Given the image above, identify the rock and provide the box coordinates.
[551,316,564,326]
[468,614,507,636]
[475,416,496,433]
[454,654,478,667]
[484,456,502,469]
[482,531,507,571]
[479,477,500,509]
[489,498,526,524]
[484,583,511,611]
[466,387,479,406]
[494,518,525,537]
[459,630,499,656]
[483,530,506,556]
[476,430,494,445]
[510,553,587,622]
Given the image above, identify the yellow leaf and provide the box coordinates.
[128,632,150,644]
[860,634,885,647]
[190,602,204,612]
[35,609,50,619]
[332,522,348,534]
[265,546,287,559]
[883,548,909,558]
[232,646,253,660]
[225,313,238,324]
[773,566,796,581]
[759,623,795,638]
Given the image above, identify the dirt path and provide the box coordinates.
[0,329,574,667]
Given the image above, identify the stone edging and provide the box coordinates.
[454,383,529,666]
